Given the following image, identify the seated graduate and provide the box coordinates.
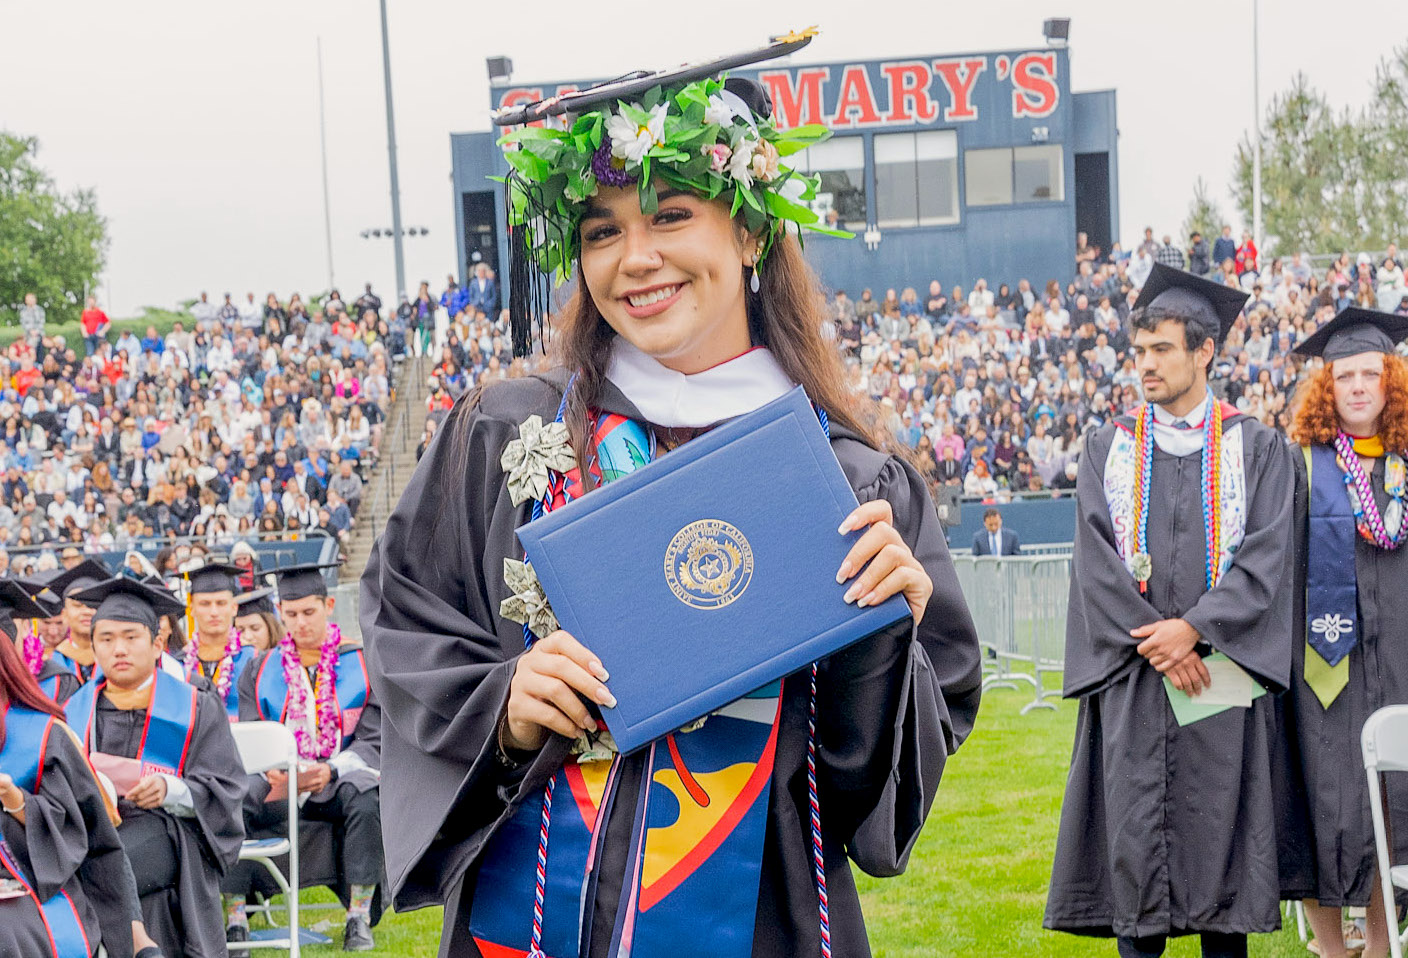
[232,562,383,952]
[0,625,105,958]
[64,576,246,958]
[45,559,112,685]
[180,562,256,719]
[233,588,281,653]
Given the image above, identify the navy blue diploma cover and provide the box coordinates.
[515,387,912,754]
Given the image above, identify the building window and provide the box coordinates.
[874,131,958,229]
[794,137,865,232]
[964,145,1064,207]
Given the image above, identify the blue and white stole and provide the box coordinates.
[1102,401,1250,585]
[0,706,93,958]
[1306,442,1360,669]
[65,669,199,778]
[470,414,785,958]
[252,644,370,749]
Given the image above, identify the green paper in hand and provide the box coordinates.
[1162,653,1267,726]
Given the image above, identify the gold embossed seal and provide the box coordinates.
[663,519,754,610]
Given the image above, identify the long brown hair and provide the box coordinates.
[550,233,890,489]
[1290,354,1408,451]
[0,633,65,752]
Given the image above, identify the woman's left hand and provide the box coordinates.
[836,500,933,623]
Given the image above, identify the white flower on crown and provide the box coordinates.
[727,136,759,189]
[606,102,668,165]
[704,94,739,128]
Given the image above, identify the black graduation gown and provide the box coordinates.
[1278,448,1408,906]
[0,716,101,957]
[1044,412,1296,939]
[229,643,385,920]
[92,685,246,958]
[360,371,983,958]
[38,655,83,704]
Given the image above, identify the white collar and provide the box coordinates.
[1152,400,1207,429]
[605,339,796,428]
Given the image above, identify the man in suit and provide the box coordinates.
[971,508,1021,556]
[466,263,498,317]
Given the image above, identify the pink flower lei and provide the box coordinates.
[279,623,343,760]
[187,626,243,704]
[21,626,45,677]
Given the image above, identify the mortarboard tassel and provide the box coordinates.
[506,173,544,359]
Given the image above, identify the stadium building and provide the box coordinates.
[450,39,1118,299]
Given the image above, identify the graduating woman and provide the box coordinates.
[361,37,981,958]
[1283,307,1408,958]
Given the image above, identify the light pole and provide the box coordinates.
[377,0,406,300]
[1252,0,1262,254]
[317,37,335,292]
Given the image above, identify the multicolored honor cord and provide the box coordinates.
[1129,390,1225,594]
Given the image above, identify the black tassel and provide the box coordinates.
[505,174,538,359]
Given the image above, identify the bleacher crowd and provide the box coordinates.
[0,283,415,577]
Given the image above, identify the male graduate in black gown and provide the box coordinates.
[65,576,246,958]
[1045,264,1296,958]
[234,562,383,952]
[45,558,112,684]
[181,562,256,718]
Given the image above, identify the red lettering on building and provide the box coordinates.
[931,57,988,122]
[1011,52,1059,118]
[758,68,830,129]
[829,65,883,128]
[880,61,939,125]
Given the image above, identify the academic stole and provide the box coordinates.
[471,413,782,958]
[0,707,94,958]
[65,669,199,778]
[253,646,369,749]
[1303,443,1364,708]
[1102,401,1248,592]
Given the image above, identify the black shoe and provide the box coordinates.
[343,916,374,952]
[226,924,249,944]
[135,948,166,958]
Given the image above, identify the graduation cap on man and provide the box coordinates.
[0,579,59,640]
[269,562,342,603]
[73,576,186,639]
[45,558,113,605]
[182,562,244,597]
[1293,306,1408,361]
[1131,263,1251,349]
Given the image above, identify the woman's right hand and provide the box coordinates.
[503,631,615,753]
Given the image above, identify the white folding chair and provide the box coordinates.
[229,721,300,957]
[1361,705,1408,958]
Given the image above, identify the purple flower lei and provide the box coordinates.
[187,626,244,704]
[279,623,344,760]
[21,628,44,677]
[1334,431,1408,550]
[590,143,634,188]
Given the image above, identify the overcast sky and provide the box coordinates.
[7,1,1407,317]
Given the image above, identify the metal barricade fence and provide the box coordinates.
[951,551,1071,714]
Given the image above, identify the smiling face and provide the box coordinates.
[577,185,753,374]
[1331,350,1386,437]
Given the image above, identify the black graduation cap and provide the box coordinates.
[1294,306,1408,362]
[46,558,113,603]
[0,579,59,639]
[235,587,276,618]
[183,562,243,595]
[1132,263,1250,347]
[15,569,65,613]
[270,562,341,602]
[73,576,186,637]
[490,32,814,126]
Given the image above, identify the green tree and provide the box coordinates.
[0,132,108,327]
[1181,176,1224,251]
[1360,44,1408,249]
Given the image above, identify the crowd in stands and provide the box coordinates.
[833,231,1408,503]
[0,282,410,578]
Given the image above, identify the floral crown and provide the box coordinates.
[499,74,846,280]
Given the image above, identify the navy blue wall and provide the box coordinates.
[948,496,1076,548]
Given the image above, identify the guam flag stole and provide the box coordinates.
[0,706,93,958]
[64,669,199,778]
[469,413,783,958]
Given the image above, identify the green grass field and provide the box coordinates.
[284,685,1318,956]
